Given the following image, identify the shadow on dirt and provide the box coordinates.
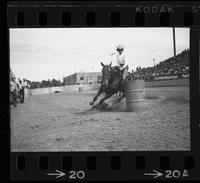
[74,108,100,115]
[145,95,159,100]
[75,108,129,116]
[75,103,131,116]
[75,95,169,116]
[161,96,189,104]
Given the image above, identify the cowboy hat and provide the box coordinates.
[116,45,124,50]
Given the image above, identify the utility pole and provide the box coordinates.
[173,27,176,57]
[153,58,155,67]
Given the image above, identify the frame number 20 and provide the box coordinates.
[69,170,85,179]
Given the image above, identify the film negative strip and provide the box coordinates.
[6,0,200,181]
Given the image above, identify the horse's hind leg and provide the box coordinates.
[89,88,102,105]
[114,93,125,104]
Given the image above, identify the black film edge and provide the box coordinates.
[7,1,200,181]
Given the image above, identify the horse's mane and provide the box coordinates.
[110,67,122,84]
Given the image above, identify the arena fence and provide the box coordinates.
[145,78,189,87]
[30,78,189,95]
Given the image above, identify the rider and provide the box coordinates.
[110,45,127,79]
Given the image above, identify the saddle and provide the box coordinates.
[112,66,123,75]
[112,65,128,79]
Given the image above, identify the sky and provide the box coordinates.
[10,28,189,82]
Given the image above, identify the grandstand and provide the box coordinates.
[129,49,190,81]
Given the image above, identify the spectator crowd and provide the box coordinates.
[128,49,190,81]
[10,69,31,107]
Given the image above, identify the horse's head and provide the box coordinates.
[101,62,112,88]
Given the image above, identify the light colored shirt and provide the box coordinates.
[18,83,22,89]
[15,79,21,90]
[116,53,125,66]
[10,81,16,91]
[22,81,27,87]
[110,52,126,69]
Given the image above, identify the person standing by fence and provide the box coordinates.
[19,79,24,103]
[23,79,29,103]
[10,76,18,107]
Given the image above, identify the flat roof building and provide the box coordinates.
[63,72,102,85]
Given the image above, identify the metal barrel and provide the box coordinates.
[125,80,145,112]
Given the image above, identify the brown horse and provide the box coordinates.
[89,62,128,107]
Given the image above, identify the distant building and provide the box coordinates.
[63,72,102,85]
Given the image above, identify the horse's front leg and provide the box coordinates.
[97,93,113,107]
[89,88,102,105]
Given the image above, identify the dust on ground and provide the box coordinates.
[11,86,190,151]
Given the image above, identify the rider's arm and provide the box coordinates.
[109,52,117,56]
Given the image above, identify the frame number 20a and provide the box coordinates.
[165,170,189,179]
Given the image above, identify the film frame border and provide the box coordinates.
[7,1,200,27]
[6,0,200,181]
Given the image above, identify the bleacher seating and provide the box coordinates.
[129,49,190,81]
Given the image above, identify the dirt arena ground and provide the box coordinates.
[11,86,190,151]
